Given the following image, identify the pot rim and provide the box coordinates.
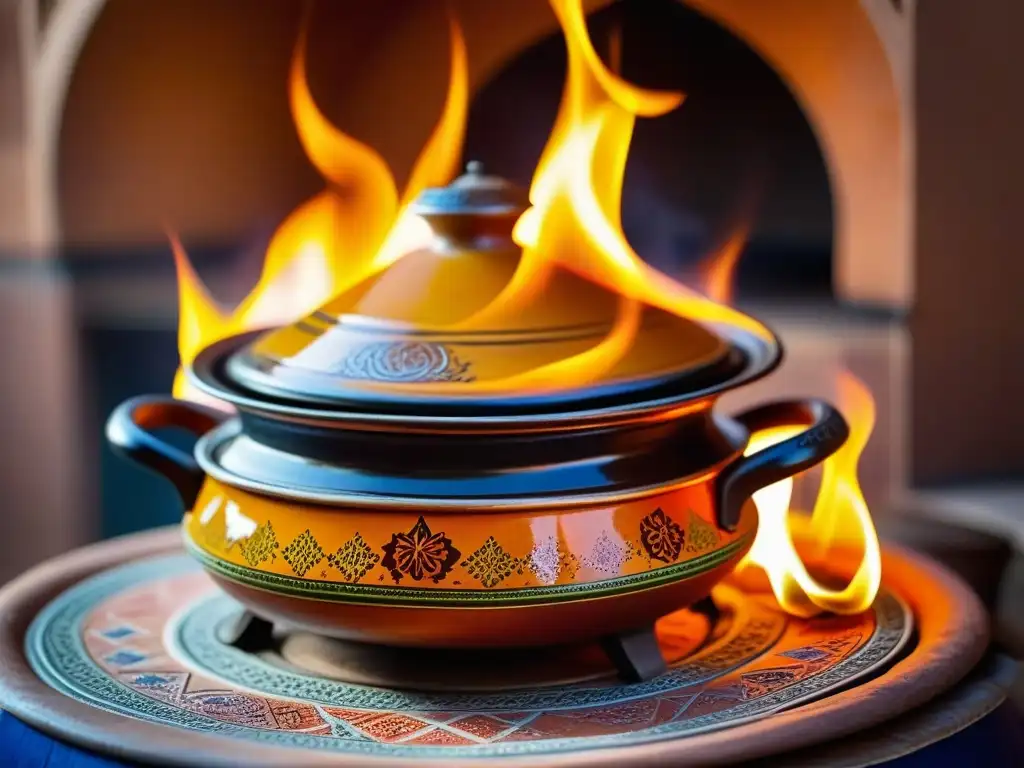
[194,421,744,511]
[187,322,784,433]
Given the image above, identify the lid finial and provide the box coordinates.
[411,161,529,217]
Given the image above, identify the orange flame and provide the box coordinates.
[458,0,771,393]
[171,12,467,399]
[168,1,882,616]
[698,226,749,305]
[509,1,879,612]
[732,371,882,616]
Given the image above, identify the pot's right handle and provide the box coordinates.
[715,399,849,531]
[105,395,229,510]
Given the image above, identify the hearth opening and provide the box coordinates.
[465,0,834,304]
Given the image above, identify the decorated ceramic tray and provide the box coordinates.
[28,553,911,759]
[0,529,992,767]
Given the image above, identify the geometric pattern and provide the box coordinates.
[779,647,832,663]
[191,488,758,600]
[26,555,911,760]
[460,537,521,588]
[98,626,137,641]
[103,649,147,667]
[581,532,630,574]
[238,522,279,568]
[527,536,562,584]
[685,511,720,554]
[281,529,324,578]
[327,533,380,583]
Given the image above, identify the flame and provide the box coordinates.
[508,0,880,615]
[732,371,882,616]
[171,12,467,399]
[446,0,770,394]
[166,1,882,617]
[698,226,749,305]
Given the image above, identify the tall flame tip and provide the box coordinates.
[738,368,882,616]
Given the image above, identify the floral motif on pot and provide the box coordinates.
[380,517,461,584]
[685,510,720,554]
[238,522,279,568]
[327,533,380,583]
[461,537,522,588]
[639,508,684,564]
[281,529,325,577]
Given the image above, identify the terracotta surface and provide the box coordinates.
[751,653,1019,768]
[0,526,991,766]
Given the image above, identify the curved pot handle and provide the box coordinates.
[105,395,229,510]
[715,399,849,531]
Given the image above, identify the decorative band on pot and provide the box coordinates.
[183,477,757,606]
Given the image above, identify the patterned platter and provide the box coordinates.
[25,550,914,763]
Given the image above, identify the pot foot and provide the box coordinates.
[219,610,275,654]
[691,595,721,625]
[600,625,667,682]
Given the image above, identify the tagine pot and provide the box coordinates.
[106,165,849,648]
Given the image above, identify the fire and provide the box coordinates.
[481,0,772,390]
[730,371,883,616]
[171,11,467,399]
[694,197,880,615]
[168,0,882,616]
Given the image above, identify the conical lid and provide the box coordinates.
[219,163,739,413]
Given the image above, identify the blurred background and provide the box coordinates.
[0,0,1019,619]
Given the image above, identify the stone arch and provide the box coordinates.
[682,0,911,306]
[10,0,910,307]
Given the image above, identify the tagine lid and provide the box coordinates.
[207,164,760,414]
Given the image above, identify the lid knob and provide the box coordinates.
[411,162,530,248]
[412,161,530,218]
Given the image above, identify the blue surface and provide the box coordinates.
[2,704,1022,767]
[0,713,128,767]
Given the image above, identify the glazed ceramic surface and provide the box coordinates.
[187,478,754,594]
[184,476,757,644]
[26,553,911,759]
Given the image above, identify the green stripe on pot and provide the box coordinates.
[185,533,754,607]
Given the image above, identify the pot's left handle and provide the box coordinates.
[715,399,849,531]
[105,395,229,510]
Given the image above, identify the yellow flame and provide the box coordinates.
[288,24,398,235]
[171,13,467,399]
[167,0,882,618]
[370,12,469,275]
[401,14,469,208]
[734,371,882,617]
[432,0,766,396]
[170,232,230,402]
